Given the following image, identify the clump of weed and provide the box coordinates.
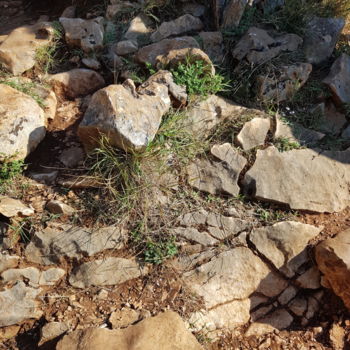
[144,237,178,264]
[274,137,301,152]
[0,80,46,108]
[171,57,229,97]
[0,157,26,194]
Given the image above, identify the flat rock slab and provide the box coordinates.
[151,14,203,42]
[25,225,126,265]
[236,117,270,150]
[0,253,19,274]
[78,78,170,152]
[0,84,46,161]
[316,228,350,310]
[69,257,147,288]
[0,281,42,327]
[57,311,203,350]
[0,196,34,217]
[249,221,322,277]
[244,146,350,213]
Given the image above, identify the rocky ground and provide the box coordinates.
[0,0,350,349]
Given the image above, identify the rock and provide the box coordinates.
[275,116,324,146]
[0,281,42,327]
[182,3,206,17]
[303,17,345,65]
[173,227,219,245]
[0,196,34,217]
[46,200,75,216]
[329,323,345,350]
[0,84,46,161]
[124,14,152,42]
[139,70,187,106]
[296,266,321,289]
[236,117,270,150]
[78,78,170,152]
[245,309,293,336]
[151,14,203,43]
[57,311,203,350]
[25,225,126,265]
[232,27,302,65]
[82,58,101,70]
[49,69,105,99]
[221,0,248,29]
[288,297,307,316]
[198,31,224,63]
[0,253,19,274]
[315,229,350,310]
[189,299,251,331]
[323,53,350,106]
[249,221,321,277]
[184,247,287,309]
[244,146,350,213]
[69,257,147,288]
[0,325,20,341]
[106,2,140,21]
[1,266,65,286]
[278,285,298,305]
[115,40,138,55]
[59,17,104,52]
[0,22,54,75]
[135,36,199,67]
[61,5,76,18]
[40,322,69,344]
[29,170,58,185]
[109,308,140,329]
[59,146,85,168]
[320,101,348,134]
[257,63,312,103]
[183,95,268,139]
[186,158,241,196]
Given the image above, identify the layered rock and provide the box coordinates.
[236,117,270,150]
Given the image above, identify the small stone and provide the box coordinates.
[296,266,321,289]
[46,200,75,215]
[61,6,76,18]
[59,147,85,168]
[82,58,101,70]
[278,285,298,305]
[0,253,19,274]
[124,14,152,42]
[0,196,34,217]
[1,267,40,287]
[40,322,69,344]
[288,297,307,316]
[236,117,270,150]
[329,323,345,350]
[39,268,66,285]
[198,31,224,64]
[115,40,138,56]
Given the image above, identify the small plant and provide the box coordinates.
[171,57,229,96]
[274,137,301,152]
[0,80,46,108]
[9,218,33,243]
[144,237,178,265]
[0,157,25,186]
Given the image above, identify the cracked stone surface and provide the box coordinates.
[244,146,350,213]
[236,117,270,150]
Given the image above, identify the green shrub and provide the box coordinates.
[144,238,178,265]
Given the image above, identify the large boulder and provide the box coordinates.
[78,78,171,152]
[56,311,203,350]
[244,146,350,213]
[48,69,105,99]
[323,53,350,106]
[303,17,345,65]
[0,22,54,75]
[315,229,350,310]
[150,14,203,42]
[59,17,104,52]
[0,84,46,161]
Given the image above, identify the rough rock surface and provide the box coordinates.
[275,116,324,145]
[232,27,302,65]
[40,322,69,344]
[25,225,126,265]
[0,253,19,274]
[315,229,350,310]
[57,311,203,350]
[303,17,345,64]
[151,14,203,42]
[221,0,249,29]
[198,31,224,63]
[49,69,105,99]
[0,22,54,75]
[0,84,46,160]
[236,117,270,150]
[249,221,322,277]
[124,14,152,42]
[68,257,147,288]
[323,53,350,105]
[109,308,140,329]
[257,63,312,103]
[59,17,104,52]
[78,78,171,152]
[0,282,42,327]
[244,146,350,213]
[135,36,199,67]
